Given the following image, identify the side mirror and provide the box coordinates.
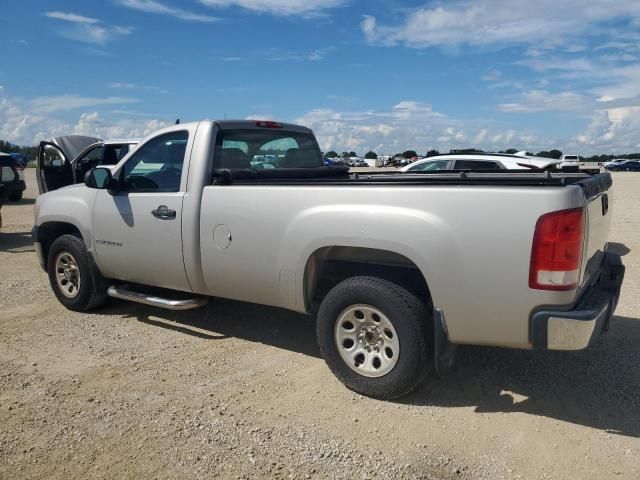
[84,167,113,189]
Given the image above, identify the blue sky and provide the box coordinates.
[2,0,640,154]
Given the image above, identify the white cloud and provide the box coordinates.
[44,11,99,24]
[499,90,591,113]
[481,69,502,82]
[117,0,218,22]
[362,1,640,49]
[296,101,540,154]
[29,95,139,114]
[592,64,640,101]
[576,107,640,152]
[70,112,168,139]
[44,10,133,45]
[262,47,335,62]
[108,82,168,94]
[246,114,276,121]
[199,0,343,16]
[0,90,166,145]
[109,82,137,89]
[474,129,488,144]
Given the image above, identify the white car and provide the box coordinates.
[603,159,628,168]
[400,153,560,172]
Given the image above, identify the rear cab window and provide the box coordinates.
[215,129,324,171]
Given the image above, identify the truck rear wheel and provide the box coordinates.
[47,234,109,312]
[317,276,433,400]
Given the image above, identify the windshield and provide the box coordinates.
[216,129,323,170]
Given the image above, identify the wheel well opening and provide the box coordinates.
[304,246,432,311]
[38,222,82,270]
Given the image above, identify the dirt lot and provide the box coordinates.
[1,169,638,479]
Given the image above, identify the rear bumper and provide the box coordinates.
[531,250,625,350]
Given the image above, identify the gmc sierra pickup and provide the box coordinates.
[33,120,625,399]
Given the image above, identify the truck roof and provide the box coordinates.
[213,119,312,134]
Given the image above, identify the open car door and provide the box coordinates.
[37,135,101,194]
[37,141,71,194]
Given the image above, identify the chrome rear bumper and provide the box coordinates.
[531,250,624,350]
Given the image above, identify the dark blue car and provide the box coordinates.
[606,160,640,171]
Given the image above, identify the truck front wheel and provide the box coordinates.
[47,234,109,312]
[316,276,433,400]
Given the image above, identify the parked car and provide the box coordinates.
[560,154,581,168]
[34,119,624,400]
[605,160,640,171]
[0,158,22,228]
[603,159,627,168]
[400,152,560,172]
[0,153,27,201]
[37,136,139,193]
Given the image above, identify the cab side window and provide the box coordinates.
[122,131,188,192]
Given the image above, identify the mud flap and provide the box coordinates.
[433,308,457,376]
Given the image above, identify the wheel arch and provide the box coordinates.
[35,221,85,271]
[303,245,433,313]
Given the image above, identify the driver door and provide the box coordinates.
[92,130,191,292]
[37,142,73,193]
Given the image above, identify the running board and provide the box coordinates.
[107,285,208,310]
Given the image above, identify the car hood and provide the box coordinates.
[52,135,102,160]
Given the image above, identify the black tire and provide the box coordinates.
[8,190,23,202]
[317,276,433,400]
[47,234,109,312]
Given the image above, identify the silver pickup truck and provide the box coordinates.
[33,120,625,399]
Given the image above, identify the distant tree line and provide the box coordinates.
[0,140,38,161]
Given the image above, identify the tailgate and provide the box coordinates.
[578,173,613,288]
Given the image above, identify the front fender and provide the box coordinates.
[35,187,97,251]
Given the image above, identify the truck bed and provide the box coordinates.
[214,167,612,191]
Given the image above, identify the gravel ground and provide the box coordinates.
[0,170,638,479]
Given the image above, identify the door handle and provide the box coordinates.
[151,205,176,219]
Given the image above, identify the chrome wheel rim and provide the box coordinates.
[55,252,81,298]
[334,304,400,378]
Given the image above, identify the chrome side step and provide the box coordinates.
[107,285,208,310]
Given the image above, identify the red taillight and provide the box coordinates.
[255,120,282,128]
[529,208,585,291]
